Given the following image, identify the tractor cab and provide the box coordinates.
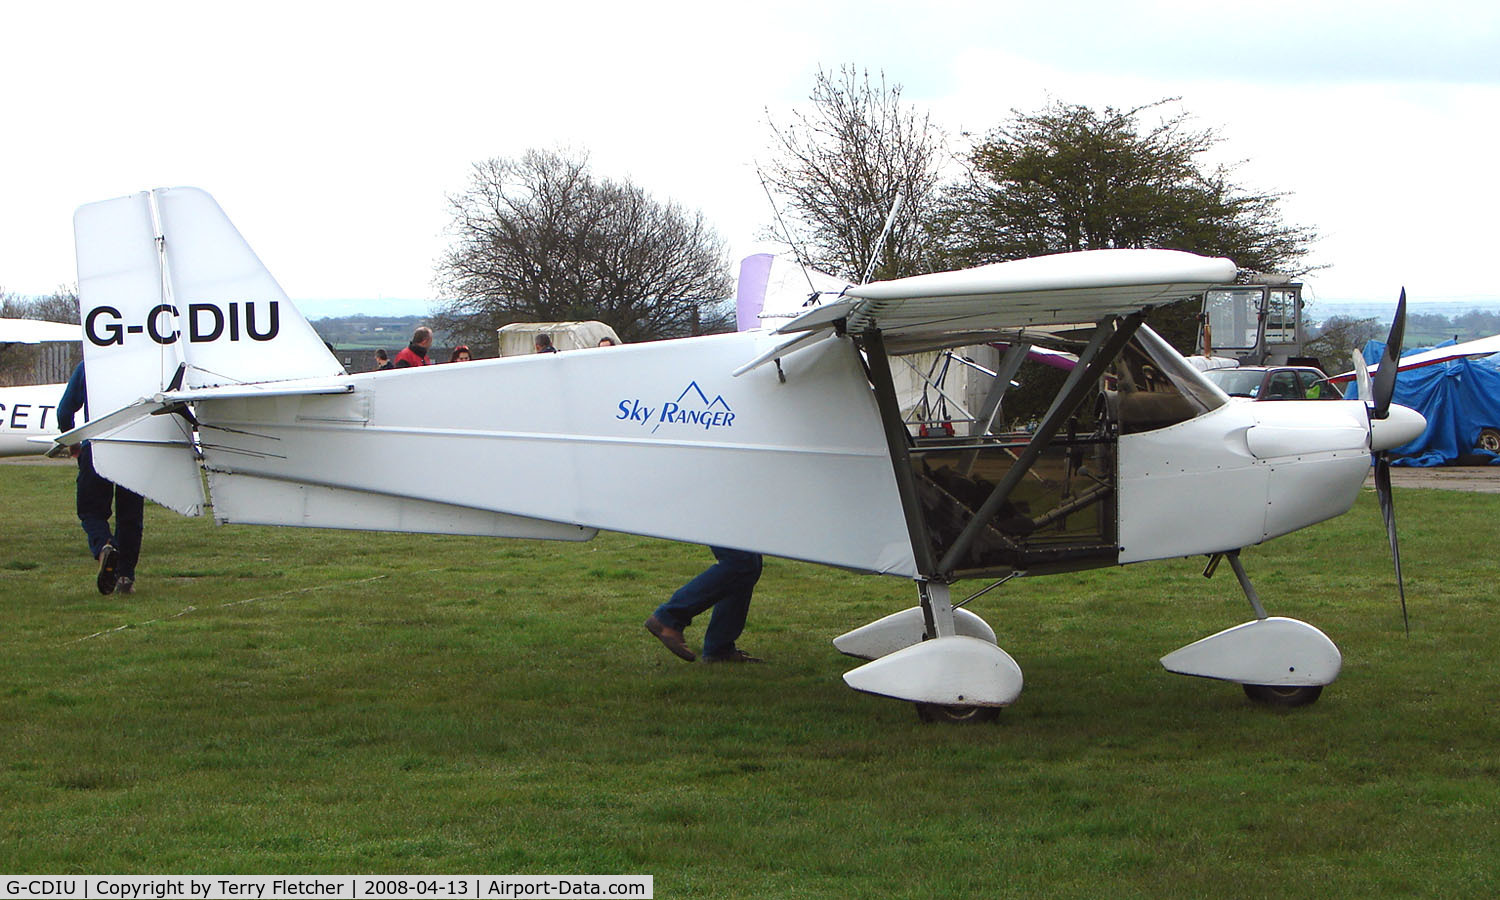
[1199,279,1317,368]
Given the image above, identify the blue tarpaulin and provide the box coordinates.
[1347,340,1500,466]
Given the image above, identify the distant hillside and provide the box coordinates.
[310,315,429,350]
[296,298,435,318]
[1309,300,1500,348]
[1310,299,1500,326]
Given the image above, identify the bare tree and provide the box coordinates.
[433,149,732,349]
[761,66,947,282]
[1305,315,1384,369]
[21,286,80,325]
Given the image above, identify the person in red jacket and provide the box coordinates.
[393,327,434,368]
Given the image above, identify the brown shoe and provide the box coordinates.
[645,616,695,662]
[702,648,764,664]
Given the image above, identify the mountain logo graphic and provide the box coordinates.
[652,381,734,434]
[615,381,737,434]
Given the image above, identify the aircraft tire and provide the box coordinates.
[1242,683,1323,708]
[915,703,1002,724]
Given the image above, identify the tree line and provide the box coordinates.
[1406,309,1500,341]
[434,67,1318,353]
[7,69,1320,358]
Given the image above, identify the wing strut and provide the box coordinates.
[862,329,940,576]
[935,313,1143,577]
[957,342,1031,477]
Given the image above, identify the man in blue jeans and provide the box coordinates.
[57,361,144,596]
[645,546,764,663]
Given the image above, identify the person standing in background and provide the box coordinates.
[394,327,434,367]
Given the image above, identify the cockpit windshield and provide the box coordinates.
[1110,325,1227,433]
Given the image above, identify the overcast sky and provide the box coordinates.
[3,0,1496,317]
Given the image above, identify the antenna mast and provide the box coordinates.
[755,166,819,296]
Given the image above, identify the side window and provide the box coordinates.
[1265,371,1299,400]
[1298,372,1339,400]
[1265,289,1299,344]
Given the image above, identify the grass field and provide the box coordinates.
[2,461,1499,897]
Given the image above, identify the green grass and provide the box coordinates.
[2,462,1499,897]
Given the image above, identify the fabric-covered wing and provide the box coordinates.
[775,250,1238,346]
[0,318,81,344]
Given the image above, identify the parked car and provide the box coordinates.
[1201,366,1344,401]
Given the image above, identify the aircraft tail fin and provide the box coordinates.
[74,187,344,514]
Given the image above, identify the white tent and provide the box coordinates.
[496,321,622,357]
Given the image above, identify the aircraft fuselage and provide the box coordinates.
[0,383,66,457]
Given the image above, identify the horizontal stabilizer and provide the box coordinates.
[55,397,175,447]
[159,379,354,404]
[56,378,356,449]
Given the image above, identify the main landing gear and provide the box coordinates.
[834,580,1021,724]
[1159,550,1341,707]
[835,549,1340,722]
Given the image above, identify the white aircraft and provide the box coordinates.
[0,318,81,457]
[1328,330,1500,387]
[57,187,1427,722]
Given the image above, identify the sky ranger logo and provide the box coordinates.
[84,302,281,347]
[617,381,736,434]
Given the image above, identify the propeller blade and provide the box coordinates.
[1373,455,1409,635]
[1372,289,1407,420]
[1352,349,1372,404]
